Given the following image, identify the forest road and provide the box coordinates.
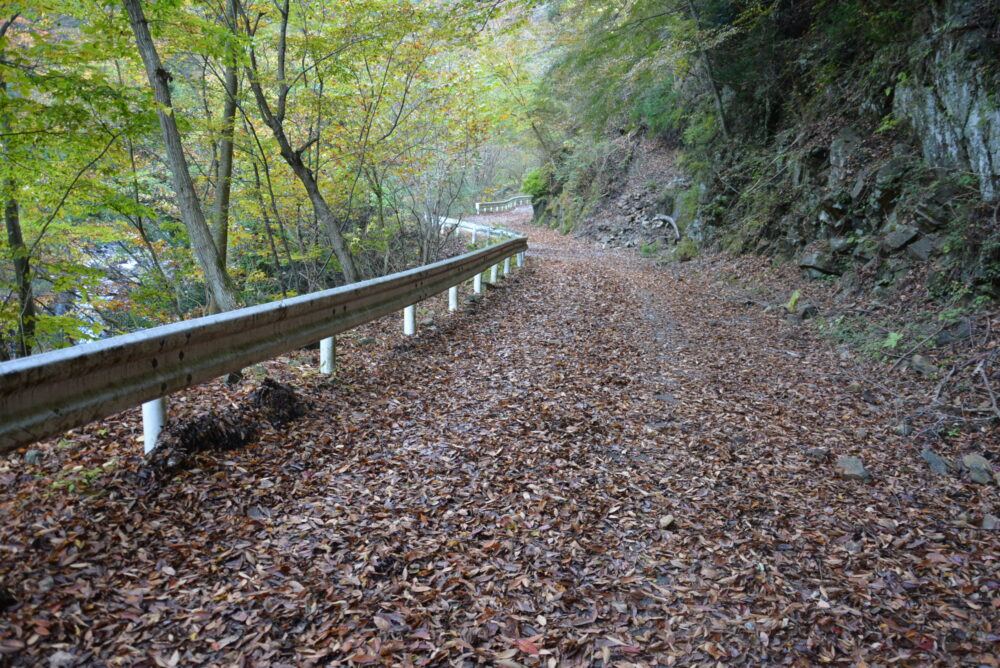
[2,206,998,665]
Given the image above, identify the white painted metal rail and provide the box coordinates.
[0,236,526,455]
[475,195,531,214]
[441,216,522,241]
[441,216,525,269]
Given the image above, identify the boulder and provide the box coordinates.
[962,453,994,485]
[906,236,936,261]
[798,303,819,320]
[48,652,76,668]
[935,319,971,347]
[882,225,919,252]
[828,128,861,185]
[805,447,830,462]
[913,204,946,232]
[24,449,44,465]
[983,514,999,531]
[419,317,434,327]
[658,514,676,530]
[828,237,854,254]
[850,168,870,200]
[875,157,910,188]
[910,354,937,377]
[920,449,951,475]
[799,252,841,276]
[836,455,871,481]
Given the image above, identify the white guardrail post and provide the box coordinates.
[503,257,511,276]
[320,336,335,374]
[141,398,166,454]
[403,305,416,336]
[448,285,459,311]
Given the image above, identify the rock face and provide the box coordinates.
[894,0,1000,201]
[836,455,871,481]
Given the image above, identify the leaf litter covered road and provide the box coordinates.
[2,209,999,666]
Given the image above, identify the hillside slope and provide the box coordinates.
[528,0,999,302]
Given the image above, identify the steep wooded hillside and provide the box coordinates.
[525,0,1000,305]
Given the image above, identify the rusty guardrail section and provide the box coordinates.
[475,195,531,214]
[0,236,527,454]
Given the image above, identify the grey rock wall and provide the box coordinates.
[894,0,1000,200]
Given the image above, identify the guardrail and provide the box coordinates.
[441,217,526,284]
[0,236,527,455]
[441,216,522,242]
[475,195,532,214]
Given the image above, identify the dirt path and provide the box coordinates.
[1,208,998,666]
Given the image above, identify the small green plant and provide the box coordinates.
[938,306,968,324]
[876,113,902,133]
[521,167,548,199]
[50,464,112,494]
[881,331,903,349]
[786,290,801,313]
[672,237,698,262]
[640,240,661,257]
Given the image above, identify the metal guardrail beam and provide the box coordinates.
[0,237,526,454]
[474,195,532,214]
[440,216,523,241]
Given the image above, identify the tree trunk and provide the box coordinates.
[4,194,35,357]
[121,0,241,312]
[236,0,360,284]
[247,80,360,283]
[211,65,237,267]
[210,0,239,270]
[1,53,36,357]
[207,60,238,315]
[685,0,730,141]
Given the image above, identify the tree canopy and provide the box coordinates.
[1,0,531,358]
